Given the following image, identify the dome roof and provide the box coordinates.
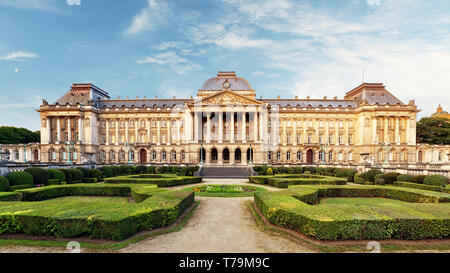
[201,71,252,91]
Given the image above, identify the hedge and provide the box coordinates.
[374,173,386,185]
[24,167,51,185]
[47,179,60,186]
[48,169,65,183]
[60,169,73,184]
[423,175,448,188]
[397,174,413,182]
[0,176,9,192]
[364,169,383,182]
[100,166,114,178]
[69,169,84,182]
[0,184,194,240]
[89,169,103,182]
[255,185,450,240]
[0,192,22,201]
[6,171,33,186]
[267,177,347,188]
[394,181,444,192]
[105,175,202,187]
[411,175,427,184]
[7,184,35,191]
[76,167,90,178]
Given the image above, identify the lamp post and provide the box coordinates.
[126,142,134,164]
[249,143,253,165]
[200,141,204,165]
[65,141,73,164]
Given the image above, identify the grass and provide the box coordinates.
[181,184,268,197]
[0,201,201,251]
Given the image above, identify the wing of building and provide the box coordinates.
[2,71,449,168]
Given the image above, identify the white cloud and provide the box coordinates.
[0,51,38,61]
[66,0,81,6]
[124,0,171,36]
[0,0,58,11]
[136,51,201,75]
[367,0,382,6]
[14,68,19,73]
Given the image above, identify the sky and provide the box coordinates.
[0,0,450,131]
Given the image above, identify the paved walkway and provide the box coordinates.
[0,179,312,253]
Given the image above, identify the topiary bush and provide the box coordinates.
[293,167,303,174]
[69,168,84,182]
[135,165,147,174]
[76,167,90,178]
[111,165,120,176]
[374,173,386,185]
[423,175,448,188]
[266,168,273,175]
[60,169,73,184]
[365,169,383,182]
[384,172,400,185]
[146,166,156,174]
[397,174,413,182]
[24,167,50,185]
[47,179,60,186]
[172,166,180,174]
[48,169,66,183]
[305,166,316,174]
[345,169,358,182]
[6,171,33,186]
[411,175,427,184]
[100,166,114,178]
[0,176,9,192]
[89,169,103,182]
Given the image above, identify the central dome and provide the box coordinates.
[201,71,253,91]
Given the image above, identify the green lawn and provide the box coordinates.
[182,184,268,197]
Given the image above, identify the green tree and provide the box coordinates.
[0,126,40,144]
[416,118,450,145]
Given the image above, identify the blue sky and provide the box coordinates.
[1,0,450,131]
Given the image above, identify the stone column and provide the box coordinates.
[219,111,223,143]
[67,117,72,142]
[78,117,83,143]
[106,118,109,145]
[372,117,377,144]
[253,112,258,141]
[242,112,246,143]
[282,118,286,145]
[135,119,139,143]
[157,119,161,144]
[395,117,400,145]
[263,111,269,144]
[125,119,129,143]
[230,111,235,143]
[177,119,181,145]
[292,118,297,146]
[303,119,307,144]
[325,119,329,145]
[167,119,172,144]
[206,112,211,143]
[146,119,151,143]
[335,119,339,145]
[345,118,349,145]
[259,111,264,142]
[406,118,411,145]
[47,117,51,144]
[193,112,198,141]
[115,119,119,145]
[384,117,389,144]
[57,117,61,144]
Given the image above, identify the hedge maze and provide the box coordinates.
[0,184,194,240]
[255,185,450,240]
[104,174,203,187]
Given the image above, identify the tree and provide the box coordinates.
[0,126,40,144]
[416,118,450,145]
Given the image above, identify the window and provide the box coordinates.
[308,120,312,127]
[152,150,157,160]
[329,134,334,144]
[120,150,125,161]
[319,134,323,144]
[286,151,291,161]
[308,134,312,144]
[286,133,291,144]
[297,151,302,161]
[328,151,333,161]
[329,121,334,127]
[120,121,125,128]
[296,120,301,127]
[268,151,272,160]
[276,151,281,160]
[339,151,343,161]
[319,120,323,127]
[172,151,177,160]
[101,150,106,161]
[130,120,134,128]
[319,150,324,161]
[296,133,301,144]
[339,120,343,128]
[111,151,115,160]
[348,134,353,144]
[181,151,185,160]
[152,120,157,127]
[15,150,19,160]
[162,150,167,160]
[338,134,343,144]
[162,120,167,127]
[101,121,106,128]
[348,152,353,161]
[131,151,135,160]
[141,120,146,128]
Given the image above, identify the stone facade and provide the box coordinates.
[1,71,449,167]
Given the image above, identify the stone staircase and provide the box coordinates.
[199,166,253,178]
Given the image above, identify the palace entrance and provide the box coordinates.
[140,149,147,164]
[306,149,314,164]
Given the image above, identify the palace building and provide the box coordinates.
[2,71,449,167]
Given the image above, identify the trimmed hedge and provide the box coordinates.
[411,175,427,184]
[76,167,89,178]
[0,184,194,240]
[394,181,444,192]
[24,167,50,185]
[48,169,65,183]
[6,171,33,186]
[0,192,22,201]
[255,185,450,240]
[0,176,9,192]
[105,175,202,187]
[69,169,84,182]
[364,169,383,182]
[100,166,114,178]
[397,174,413,182]
[267,177,347,188]
[423,175,448,188]
[8,184,35,191]
[60,169,73,184]
[89,169,103,182]
[47,179,60,186]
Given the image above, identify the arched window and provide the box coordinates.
[348,152,353,161]
[328,151,333,161]
[110,150,115,161]
[297,151,302,161]
[268,151,272,161]
[131,151,135,161]
[152,150,157,160]
[162,150,167,160]
[172,150,177,160]
[418,151,423,162]
[276,151,281,160]
[119,150,125,161]
[286,151,291,161]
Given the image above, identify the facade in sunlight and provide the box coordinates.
[1,71,449,167]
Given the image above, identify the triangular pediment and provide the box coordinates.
[192,90,263,106]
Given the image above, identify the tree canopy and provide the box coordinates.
[0,126,40,144]
[416,117,450,145]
